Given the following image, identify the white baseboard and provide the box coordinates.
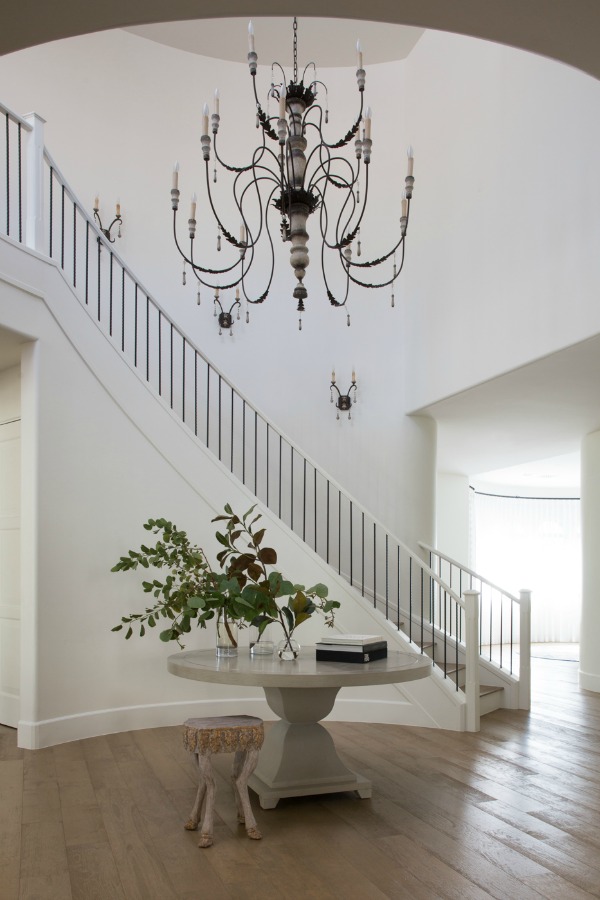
[17,692,448,749]
[579,668,600,693]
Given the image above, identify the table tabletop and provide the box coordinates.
[167,647,432,689]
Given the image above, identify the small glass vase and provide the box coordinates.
[277,636,300,661]
[249,624,275,656]
[216,611,238,658]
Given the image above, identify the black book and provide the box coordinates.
[315,640,387,654]
[316,646,388,664]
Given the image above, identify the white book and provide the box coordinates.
[319,634,384,646]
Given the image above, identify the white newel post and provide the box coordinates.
[518,589,531,710]
[24,112,46,253]
[463,589,480,732]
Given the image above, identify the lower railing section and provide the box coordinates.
[420,542,531,709]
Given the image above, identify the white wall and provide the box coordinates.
[403,30,600,411]
[435,471,470,564]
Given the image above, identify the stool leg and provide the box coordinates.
[184,753,206,832]
[195,752,216,848]
[232,748,262,840]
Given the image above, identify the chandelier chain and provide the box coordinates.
[293,17,298,84]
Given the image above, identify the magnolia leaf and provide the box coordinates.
[258,547,277,564]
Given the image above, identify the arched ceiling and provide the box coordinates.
[2,1,600,81]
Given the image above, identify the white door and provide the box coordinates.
[0,419,20,727]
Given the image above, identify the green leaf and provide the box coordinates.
[111,624,123,632]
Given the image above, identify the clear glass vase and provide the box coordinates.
[216,611,238,657]
[249,624,275,656]
[277,635,300,661]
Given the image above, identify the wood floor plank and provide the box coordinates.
[2,654,600,899]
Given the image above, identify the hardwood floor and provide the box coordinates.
[1,657,599,899]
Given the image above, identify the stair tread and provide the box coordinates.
[479,684,504,696]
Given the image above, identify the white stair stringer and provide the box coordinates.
[0,232,467,746]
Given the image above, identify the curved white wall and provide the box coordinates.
[580,431,600,692]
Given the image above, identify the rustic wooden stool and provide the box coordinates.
[182,715,264,848]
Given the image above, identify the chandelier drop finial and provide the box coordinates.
[171,18,415,329]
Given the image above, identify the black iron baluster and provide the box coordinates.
[146,295,150,382]
[134,284,138,368]
[254,411,258,496]
[60,184,65,269]
[278,434,282,517]
[302,458,306,542]
[313,467,317,552]
[326,480,330,565]
[373,523,377,608]
[194,352,198,436]
[5,114,9,237]
[72,200,76,287]
[242,401,246,484]
[182,337,186,424]
[420,567,424,653]
[158,310,162,397]
[361,511,365,596]
[385,534,389,619]
[230,387,234,472]
[17,122,22,243]
[96,232,101,321]
[397,545,401,630]
[338,492,342,576]
[290,446,294,532]
[409,556,413,643]
[170,323,174,410]
[266,424,270,509]
[349,501,353,586]
[109,252,114,336]
[119,264,125,348]
[206,365,210,447]
[218,375,222,460]
[84,219,89,304]
[49,166,53,257]
[499,592,504,669]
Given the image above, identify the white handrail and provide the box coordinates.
[419,541,520,604]
[0,102,33,130]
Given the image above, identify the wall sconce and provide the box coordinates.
[93,195,122,242]
[330,369,357,419]
[214,287,241,336]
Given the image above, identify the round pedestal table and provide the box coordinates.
[168,647,431,809]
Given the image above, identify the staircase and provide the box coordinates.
[0,101,531,731]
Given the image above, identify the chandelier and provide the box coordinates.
[170,18,415,331]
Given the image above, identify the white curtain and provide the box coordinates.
[473,491,581,643]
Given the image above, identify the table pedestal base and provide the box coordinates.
[248,685,372,809]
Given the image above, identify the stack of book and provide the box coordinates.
[315,634,388,664]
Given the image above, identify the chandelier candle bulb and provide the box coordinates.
[248,20,255,52]
[407,145,414,177]
[202,104,209,137]
[356,40,363,70]
[94,195,99,211]
[172,162,179,190]
[364,107,372,141]
[401,191,408,219]
[214,89,220,116]
[190,193,197,220]
[116,200,121,216]
[279,91,286,119]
